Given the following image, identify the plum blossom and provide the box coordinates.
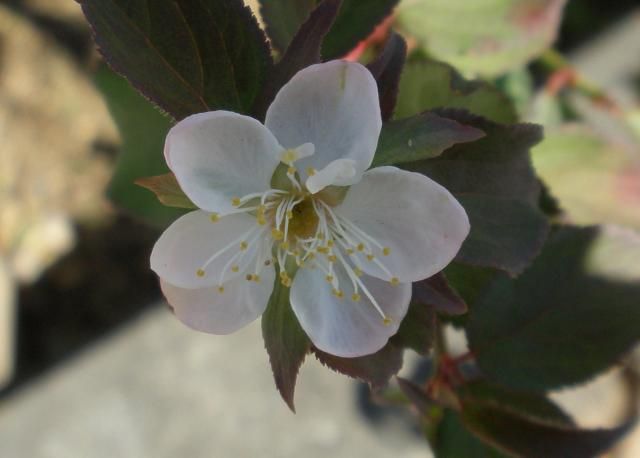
[150,60,469,357]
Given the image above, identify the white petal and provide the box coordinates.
[290,265,411,357]
[166,111,282,213]
[265,60,381,185]
[151,211,264,289]
[335,167,470,283]
[306,159,357,194]
[161,266,274,334]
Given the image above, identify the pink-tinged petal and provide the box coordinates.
[151,211,262,289]
[166,111,282,213]
[290,265,411,357]
[265,60,381,185]
[161,265,274,334]
[335,166,469,283]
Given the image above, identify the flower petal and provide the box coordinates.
[265,60,381,185]
[290,265,411,357]
[161,266,274,334]
[306,159,357,194]
[335,167,470,283]
[151,211,264,289]
[166,111,283,213]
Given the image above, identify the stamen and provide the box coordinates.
[281,149,298,164]
[351,293,361,302]
[210,213,220,223]
[217,286,225,294]
[383,247,391,256]
[306,167,316,176]
[196,269,205,277]
[390,277,399,286]
[231,197,241,207]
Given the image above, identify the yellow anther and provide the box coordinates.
[332,288,344,299]
[325,275,334,283]
[253,275,261,283]
[286,210,293,219]
[346,248,355,255]
[307,253,316,260]
[240,241,248,251]
[279,241,290,251]
[231,197,241,207]
[327,255,337,263]
[281,149,298,164]
[231,265,239,273]
[354,267,363,277]
[326,239,334,247]
[317,246,329,254]
[306,167,316,176]
[351,293,361,302]
[390,277,399,286]
[383,317,392,326]
[281,277,292,287]
[217,286,225,294]
[210,213,220,223]
[196,269,206,277]
[383,247,391,256]
[246,274,254,281]
[287,166,296,175]
[257,216,267,226]
[357,243,365,252]
[271,229,284,240]
[279,271,288,279]
[366,254,375,262]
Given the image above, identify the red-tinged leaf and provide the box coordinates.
[261,278,310,411]
[372,112,485,167]
[461,402,635,458]
[254,0,341,120]
[412,273,467,316]
[405,109,548,275]
[81,0,271,120]
[313,344,403,389]
[397,377,437,415]
[135,173,196,209]
[467,226,640,392]
[366,32,406,122]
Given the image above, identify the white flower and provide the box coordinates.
[151,60,469,358]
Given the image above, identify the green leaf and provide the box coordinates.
[135,173,196,209]
[435,410,508,458]
[532,125,640,230]
[461,402,635,458]
[396,0,567,77]
[390,301,436,355]
[468,225,640,391]
[412,273,467,316]
[261,275,311,411]
[253,0,341,120]
[81,0,271,120]
[259,0,317,52]
[322,0,398,60]
[405,109,548,275]
[94,66,186,227]
[459,380,574,427]
[312,344,403,389]
[395,59,518,123]
[372,112,485,167]
[366,32,407,122]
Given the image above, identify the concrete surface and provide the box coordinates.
[0,307,429,458]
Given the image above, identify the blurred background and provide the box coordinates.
[0,0,639,456]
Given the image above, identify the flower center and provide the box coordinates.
[193,150,399,325]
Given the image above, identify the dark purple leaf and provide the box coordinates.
[81,0,271,120]
[313,343,403,389]
[412,273,468,316]
[261,279,310,411]
[366,32,407,121]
